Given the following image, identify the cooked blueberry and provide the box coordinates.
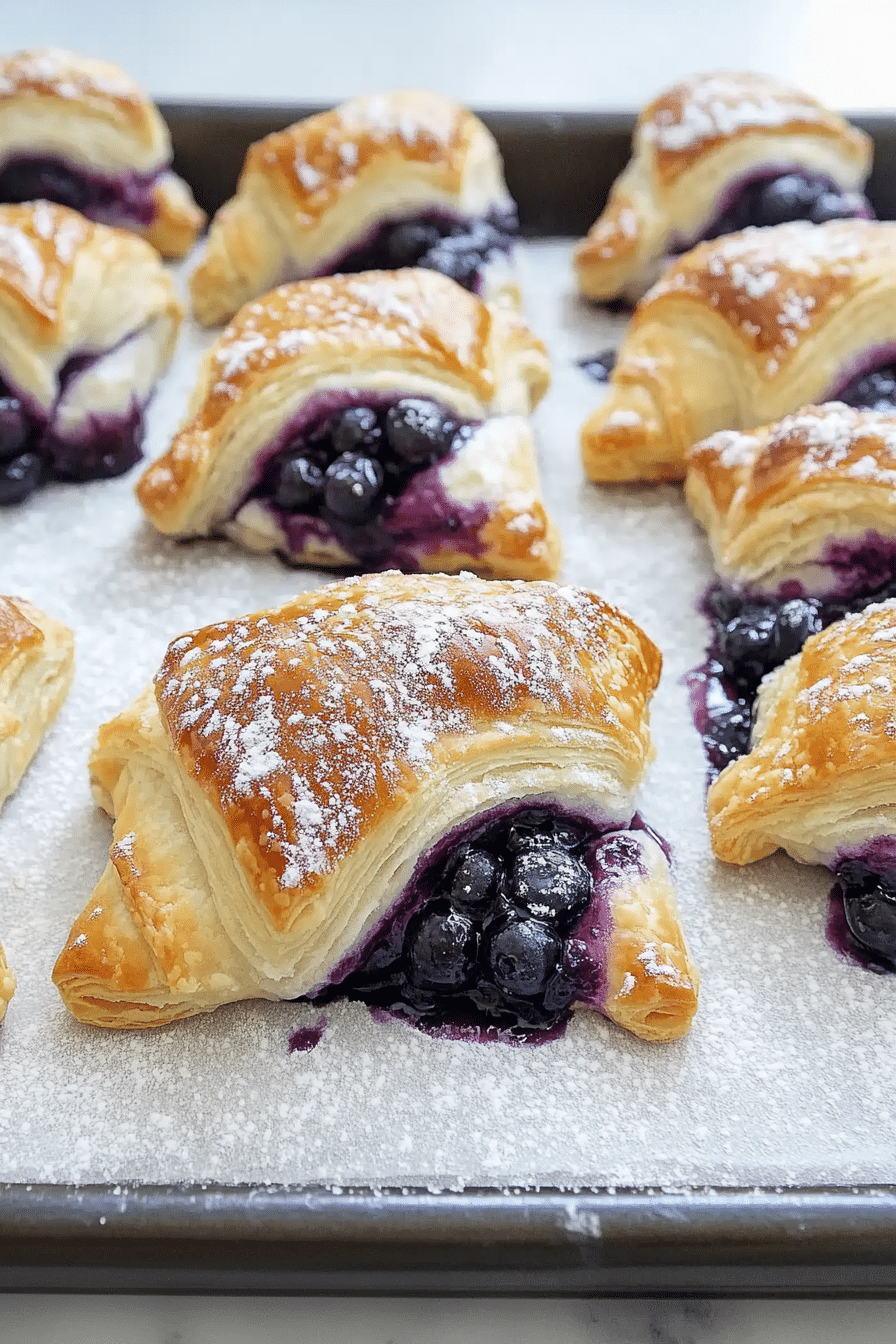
[271,452,326,511]
[506,809,553,854]
[0,450,43,505]
[578,349,616,382]
[0,158,89,211]
[449,849,500,915]
[718,603,779,683]
[323,452,383,522]
[384,398,457,466]
[772,597,823,662]
[839,366,896,411]
[329,406,383,458]
[385,221,443,267]
[705,703,752,767]
[808,191,856,225]
[0,396,28,460]
[406,908,476,991]
[843,880,896,961]
[419,237,482,289]
[510,847,593,926]
[487,917,562,998]
[752,174,820,227]
[706,586,743,626]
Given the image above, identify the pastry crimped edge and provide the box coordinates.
[189,89,514,325]
[137,269,557,579]
[52,572,697,1039]
[685,402,896,594]
[575,70,871,304]
[0,595,75,811]
[0,200,183,418]
[581,218,896,484]
[707,599,896,868]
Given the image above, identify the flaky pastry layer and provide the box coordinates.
[582,219,896,483]
[0,595,74,810]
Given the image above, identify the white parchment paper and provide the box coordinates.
[1,242,893,1191]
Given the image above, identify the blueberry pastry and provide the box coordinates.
[0,47,205,258]
[707,599,896,967]
[582,219,896,484]
[686,403,896,773]
[0,943,14,1024]
[575,71,872,304]
[0,201,182,501]
[0,595,74,810]
[52,572,698,1040]
[189,90,520,326]
[138,269,559,579]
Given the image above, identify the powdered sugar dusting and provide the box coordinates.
[643,71,831,156]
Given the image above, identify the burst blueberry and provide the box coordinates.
[385,221,444,267]
[0,396,28,460]
[0,158,90,212]
[418,236,482,289]
[771,597,823,663]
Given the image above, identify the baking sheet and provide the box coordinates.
[1,241,894,1192]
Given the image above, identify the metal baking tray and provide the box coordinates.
[4,105,896,1296]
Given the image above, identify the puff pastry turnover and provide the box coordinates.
[53,571,698,1041]
[0,942,14,1024]
[137,268,559,580]
[582,219,896,484]
[0,47,204,258]
[0,201,182,501]
[575,70,872,304]
[686,404,896,775]
[189,89,519,326]
[0,594,74,809]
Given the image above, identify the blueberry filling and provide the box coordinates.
[695,172,869,245]
[836,365,896,412]
[694,569,896,774]
[255,396,473,563]
[310,807,609,1034]
[0,154,159,229]
[836,858,896,964]
[330,205,517,293]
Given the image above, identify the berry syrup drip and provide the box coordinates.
[0,156,157,227]
[692,570,896,776]
[690,171,870,250]
[827,858,896,973]
[256,397,476,563]
[311,807,607,1039]
[333,205,517,293]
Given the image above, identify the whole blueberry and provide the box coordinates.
[271,452,326,511]
[705,703,752,767]
[329,406,383,458]
[449,848,500,916]
[385,221,443,267]
[486,917,562,999]
[843,880,896,962]
[808,191,856,225]
[772,598,823,663]
[0,450,43,505]
[718,603,779,684]
[323,452,384,522]
[754,174,820,227]
[0,396,28,460]
[384,398,457,466]
[418,237,482,289]
[406,907,477,991]
[510,846,593,927]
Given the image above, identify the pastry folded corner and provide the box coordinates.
[188,191,278,326]
[0,597,75,810]
[145,172,207,260]
[580,346,691,484]
[574,186,652,304]
[598,830,699,1042]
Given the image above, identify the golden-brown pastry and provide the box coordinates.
[0,595,74,809]
[189,89,519,326]
[0,200,182,499]
[53,571,698,1041]
[137,268,559,580]
[0,942,14,1023]
[686,403,896,597]
[575,71,872,304]
[581,219,896,484]
[0,47,204,258]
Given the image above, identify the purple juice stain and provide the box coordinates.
[288,1015,328,1053]
[577,349,617,382]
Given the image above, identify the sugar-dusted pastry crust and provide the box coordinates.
[575,71,871,303]
[137,269,558,580]
[707,599,896,867]
[0,47,205,257]
[189,90,516,325]
[0,595,74,810]
[686,403,896,594]
[0,942,14,1024]
[0,200,182,432]
[582,219,896,484]
[53,572,697,1039]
